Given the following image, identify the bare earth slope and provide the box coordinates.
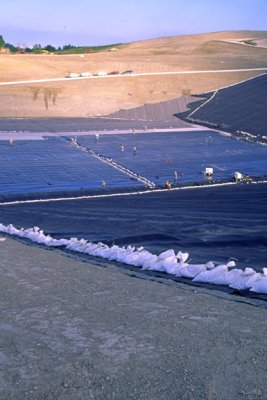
[0,30,267,118]
[1,237,266,400]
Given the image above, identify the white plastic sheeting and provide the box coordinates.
[0,223,267,295]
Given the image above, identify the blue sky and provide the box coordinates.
[1,0,266,47]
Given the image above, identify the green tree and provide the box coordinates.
[63,44,75,50]
[5,43,17,52]
[0,34,5,48]
[44,44,56,52]
[32,44,43,53]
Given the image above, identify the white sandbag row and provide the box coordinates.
[1,223,267,295]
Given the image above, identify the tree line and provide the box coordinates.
[0,35,120,54]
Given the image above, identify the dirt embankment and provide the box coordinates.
[0,30,267,117]
[0,71,264,118]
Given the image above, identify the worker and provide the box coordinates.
[102,179,106,189]
[9,138,13,146]
[120,144,124,152]
[165,180,172,189]
[133,146,137,155]
[206,135,212,144]
[173,170,178,183]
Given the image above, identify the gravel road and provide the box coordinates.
[0,237,266,400]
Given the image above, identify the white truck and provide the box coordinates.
[67,72,80,78]
[95,71,108,76]
[80,72,92,77]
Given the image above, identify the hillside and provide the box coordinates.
[0,30,267,118]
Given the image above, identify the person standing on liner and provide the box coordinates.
[165,180,172,189]
[174,170,178,184]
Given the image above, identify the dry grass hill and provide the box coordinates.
[0,30,267,118]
